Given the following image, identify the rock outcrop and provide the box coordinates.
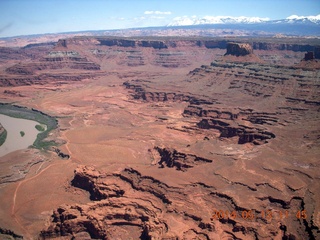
[225,42,253,56]
[303,47,320,61]
[40,166,179,239]
[123,81,213,105]
[0,227,23,240]
[296,47,320,69]
[53,148,70,160]
[56,39,67,48]
[196,118,275,145]
[41,165,319,239]
[183,105,278,144]
[153,147,212,171]
[222,42,263,62]
[304,51,314,61]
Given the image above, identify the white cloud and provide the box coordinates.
[144,11,172,15]
[109,17,125,20]
[133,16,146,21]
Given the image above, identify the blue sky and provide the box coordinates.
[0,0,319,38]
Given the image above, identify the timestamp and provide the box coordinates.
[210,209,307,221]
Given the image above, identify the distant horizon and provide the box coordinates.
[0,0,319,38]
[1,14,320,40]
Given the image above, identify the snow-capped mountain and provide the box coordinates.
[167,16,270,26]
[167,14,320,26]
[282,14,320,24]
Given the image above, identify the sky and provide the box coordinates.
[0,0,319,38]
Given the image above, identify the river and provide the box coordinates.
[0,114,44,157]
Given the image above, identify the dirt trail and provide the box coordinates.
[64,117,82,164]
[11,161,62,238]
[10,117,76,238]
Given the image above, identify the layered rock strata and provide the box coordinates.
[188,61,320,104]
[123,81,213,105]
[0,37,319,87]
[5,51,100,75]
[124,80,278,145]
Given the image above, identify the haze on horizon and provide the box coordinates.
[0,0,319,38]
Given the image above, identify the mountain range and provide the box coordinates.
[168,14,320,26]
[0,15,319,47]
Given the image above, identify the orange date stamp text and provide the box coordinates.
[211,209,307,221]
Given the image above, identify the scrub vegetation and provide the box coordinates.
[35,124,46,132]
[0,129,7,146]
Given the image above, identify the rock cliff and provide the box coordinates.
[93,37,318,52]
[41,164,319,239]
[0,37,319,87]
[5,51,100,76]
